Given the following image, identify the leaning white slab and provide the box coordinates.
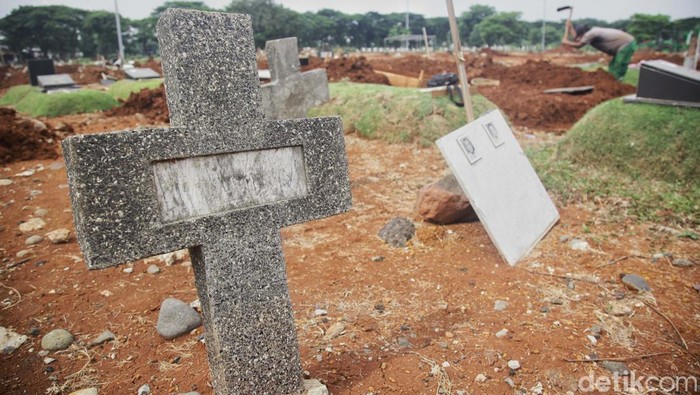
[436,109,559,265]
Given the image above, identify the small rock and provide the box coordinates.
[19,217,46,233]
[494,300,508,311]
[397,336,412,348]
[123,267,134,274]
[608,300,634,316]
[46,228,70,244]
[530,382,544,395]
[621,273,651,292]
[504,377,515,387]
[1,326,28,354]
[303,379,329,395]
[314,308,328,316]
[590,325,603,338]
[378,217,415,247]
[89,330,116,347]
[475,373,488,383]
[68,389,98,395]
[569,239,589,251]
[600,361,629,376]
[27,327,41,337]
[324,322,345,340]
[16,250,31,258]
[373,304,384,313]
[25,235,43,245]
[29,119,47,132]
[437,341,448,349]
[371,256,384,262]
[41,329,74,351]
[507,360,521,370]
[694,284,700,292]
[156,298,202,340]
[15,169,35,177]
[44,357,56,364]
[158,252,176,266]
[495,329,508,338]
[441,361,450,368]
[414,174,474,224]
[189,299,201,311]
[587,335,597,345]
[672,259,693,268]
[0,179,13,186]
[146,264,160,275]
[137,384,151,395]
[539,306,550,313]
[176,392,201,395]
[34,208,49,217]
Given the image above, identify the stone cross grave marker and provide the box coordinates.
[436,110,559,265]
[261,37,330,120]
[62,9,351,395]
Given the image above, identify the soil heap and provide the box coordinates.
[0,107,74,164]
[324,57,390,85]
[107,85,169,124]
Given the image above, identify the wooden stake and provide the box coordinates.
[446,0,475,122]
[422,27,431,56]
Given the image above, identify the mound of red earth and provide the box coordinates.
[631,49,685,66]
[476,60,636,132]
[367,52,494,84]
[0,107,74,165]
[107,85,169,124]
[324,56,390,85]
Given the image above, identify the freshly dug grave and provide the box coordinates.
[106,85,169,124]
[324,56,390,85]
[631,48,685,66]
[477,60,636,132]
[366,52,495,84]
[0,107,74,164]
[0,65,126,89]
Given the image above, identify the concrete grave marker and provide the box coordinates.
[124,67,161,80]
[261,37,330,120]
[37,74,77,92]
[436,110,559,265]
[27,59,55,86]
[62,9,351,395]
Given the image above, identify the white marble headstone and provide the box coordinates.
[436,109,559,265]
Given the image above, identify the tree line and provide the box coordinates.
[1,0,698,61]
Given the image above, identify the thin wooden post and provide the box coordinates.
[446,0,475,122]
[422,27,431,56]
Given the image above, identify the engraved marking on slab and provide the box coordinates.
[153,146,308,222]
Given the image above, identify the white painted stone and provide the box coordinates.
[436,110,559,265]
[19,217,46,233]
[0,179,13,186]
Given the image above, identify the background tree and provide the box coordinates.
[628,14,672,44]
[471,12,528,47]
[81,11,119,59]
[459,4,496,45]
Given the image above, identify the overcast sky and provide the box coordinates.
[1,0,699,22]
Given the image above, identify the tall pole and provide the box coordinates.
[541,0,546,52]
[405,0,410,50]
[114,0,125,65]
[446,0,474,123]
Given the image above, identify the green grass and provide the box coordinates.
[108,79,164,100]
[0,85,119,117]
[530,98,700,224]
[309,82,497,146]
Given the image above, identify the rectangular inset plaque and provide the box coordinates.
[153,146,308,222]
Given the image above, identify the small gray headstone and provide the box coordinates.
[62,9,351,395]
[37,74,77,91]
[124,67,161,80]
[261,37,330,120]
[436,110,559,265]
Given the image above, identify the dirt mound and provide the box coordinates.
[0,107,74,164]
[56,64,125,85]
[631,49,684,66]
[107,85,169,124]
[325,57,390,85]
[545,45,582,54]
[366,53,493,85]
[0,66,29,89]
[134,58,163,75]
[477,60,636,131]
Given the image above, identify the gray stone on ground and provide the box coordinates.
[607,300,634,316]
[177,393,201,395]
[156,298,202,340]
[569,239,589,251]
[475,373,488,383]
[495,329,508,338]
[16,250,30,258]
[672,258,693,267]
[137,384,151,395]
[68,388,98,395]
[494,300,508,311]
[620,273,651,292]
[46,228,70,244]
[89,330,116,347]
[324,322,345,340]
[378,217,415,247]
[507,360,521,370]
[41,329,74,351]
[0,179,12,186]
[146,264,160,275]
[303,379,329,395]
[25,235,43,245]
[19,217,46,233]
[1,326,28,354]
[600,361,629,375]
[397,336,412,348]
[414,174,475,224]
[34,208,49,217]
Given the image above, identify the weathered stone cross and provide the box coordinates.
[62,9,351,395]
[261,37,330,120]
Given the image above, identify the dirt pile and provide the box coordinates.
[0,66,29,89]
[366,53,494,85]
[631,49,684,66]
[325,57,390,85]
[107,85,169,124]
[134,58,163,75]
[0,107,74,164]
[477,60,636,131]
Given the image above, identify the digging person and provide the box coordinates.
[561,20,637,80]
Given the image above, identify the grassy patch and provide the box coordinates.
[1,85,119,117]
[109,79,164,100]
[309,82,497,146]
[0,85,37,106]
[530,98,700,224]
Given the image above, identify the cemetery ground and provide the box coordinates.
[1,50,699,395]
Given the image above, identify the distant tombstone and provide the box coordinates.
[62,9,351,395]
[261,37,330,120]
[624,60,700,107]
[436,110,559,265]
[27,59,55,86]
[124,67,161,80]
[37,74,77,92]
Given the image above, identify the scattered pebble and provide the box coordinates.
[15,169,35,177]
[371,255,385,262]
[539,306,550,313]
[68,388,98,395]
[0,179,13,186]
[123,267,134,274]
[324,322,345,340]
[137,383,151,395]
[16,250,31,258]
[100,290,113,297]
[41,329,74,351]
[146,264,160,275]
[303,379,329,395]
[504,377,515,387]
[397,336,411,348]
[530,382,544,395]
[589,325,603,338]
[608,300,634,316]
[494,300,508,311]
[314,308,328,316]
[157,298,202,340]
[569,239,589,251]
[495,329,508,338]
[475,373,488,383]
[43,357,56,364]
[587,335,598,345]
[377,217,415,247]
[25,235,43,245]
[34,208,49,217]
[189,299,201,311]
[19,217,46,233]
[672,258,693,268]
[176,391,201,395]
[694,284,700,292]
[621,273,651,292]
[507,360,521,370]
[1,326,28,354]
[46,228,71,244]
[600,361,629,375]
[89,330,116,347]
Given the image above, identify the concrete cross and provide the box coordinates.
[261,37,330,120]
[62,9,351,395]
